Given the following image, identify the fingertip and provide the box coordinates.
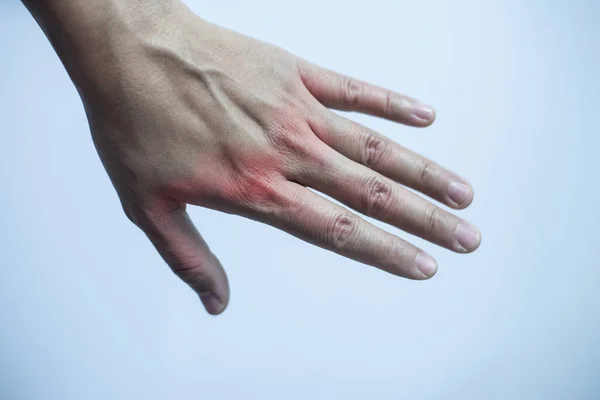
[428,107,437,125]
[415,251,438,279]
[447,180,475,209]
[410,104,436,127]
[455,223,482,253]
[200,292,228,315]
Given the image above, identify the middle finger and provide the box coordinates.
[309,111,474,209]
[293,142,482,253]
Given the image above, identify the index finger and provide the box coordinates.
[298,60,436,127]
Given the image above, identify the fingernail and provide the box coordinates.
[199,292,223,315]
[412,104,435,122]
[448,181,470,205]
[455,223,481,252]
[416,252,438,278]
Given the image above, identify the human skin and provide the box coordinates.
[22,0,481,315]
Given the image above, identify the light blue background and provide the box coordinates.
[1,0,599,399]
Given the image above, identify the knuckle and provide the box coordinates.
[384,91,395,115]
[122,203,137,225]
[266,117,309,156]
[235,172,288,214]
[364,133,391,169]
[122,201,151,229]
[169,257,203,275]
[344,78,363,107]
[269,127,299,152]
[361,175,393,217]
[418,161,438,186]
[328,213,359,251]
[263,102,299,136]
[170,261,214,293]
[423,206,442,234]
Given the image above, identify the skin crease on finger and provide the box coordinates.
[22,0,481,314]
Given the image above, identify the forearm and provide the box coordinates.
[21,0,185,93]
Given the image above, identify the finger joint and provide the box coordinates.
[343,78,363,108]
[171,261,214,294]
[364,133,391,169]
[362,176,393,217]
[418,161,438,186]
[328,213,358,251]
[424,206,442,235]
[384,91,395,115]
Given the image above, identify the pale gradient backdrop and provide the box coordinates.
[1,0,599,399]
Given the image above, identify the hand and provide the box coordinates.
[34,1,481,314]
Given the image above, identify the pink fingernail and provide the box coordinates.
[412,105,434,122]
[448,181,470,205]
[455,223,481,252]
[416,252,438,278]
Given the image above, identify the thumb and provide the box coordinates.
[130,198,230,315]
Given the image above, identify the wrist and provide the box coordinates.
[23,0,187,91]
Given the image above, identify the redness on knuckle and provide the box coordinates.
[329,213,358,250]
[344,78,363,107]
[364,133,391,169]
[235,172,288,214]
[362,176,393,217]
